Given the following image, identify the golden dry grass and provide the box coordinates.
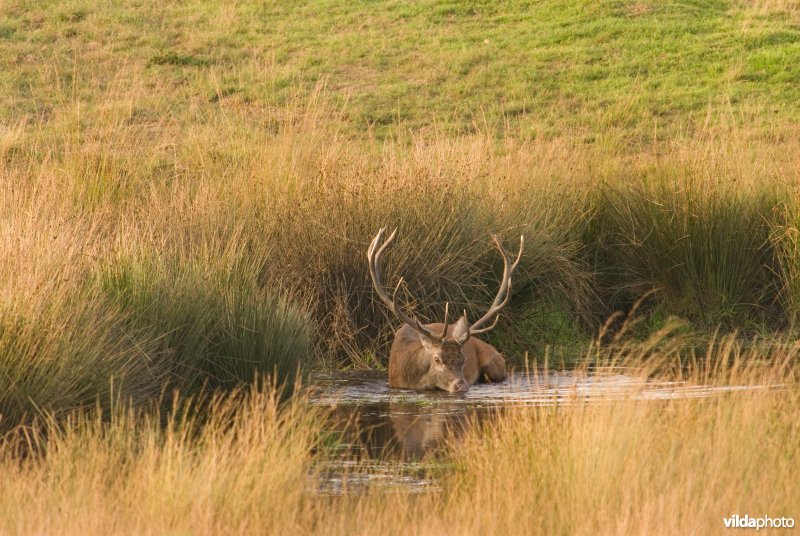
[4,80,800,422]
[0,340,796,535]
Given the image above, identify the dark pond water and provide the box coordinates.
[307,369,768,494]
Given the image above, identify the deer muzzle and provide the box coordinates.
[447,379,469,393]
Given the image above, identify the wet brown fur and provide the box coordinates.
[387,323,506,389]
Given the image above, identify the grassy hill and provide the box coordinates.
[2,0,799,140]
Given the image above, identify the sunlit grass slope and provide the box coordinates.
[1,1,799,140]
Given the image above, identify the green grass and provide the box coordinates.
[0,288,162,429]
[0,251,314,432]
[2,1,800,141]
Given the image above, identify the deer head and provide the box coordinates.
[367,228,524,392]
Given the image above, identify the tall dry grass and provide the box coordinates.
[425,352,798,534]
[3,65,800,426]
[0,386,321,534]
[1,80,598,425]
[771,200,800,327]
[0,339,796,535]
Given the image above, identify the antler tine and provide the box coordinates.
[375,227,397,264]
[511,235,525,272]
[468,312,500,335]
[391,278,442,340]
[367,228,443,341]
[367,226,385,253]
[468,234,525,334]
[471,275,514,335]
[367,226,381,254]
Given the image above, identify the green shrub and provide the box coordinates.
[0,289,162,430]
[589,172,785,330]
[100,256,314,394]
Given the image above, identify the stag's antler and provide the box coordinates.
[367,227,448,342]
[468,234,525,335]
[367,228,523,341]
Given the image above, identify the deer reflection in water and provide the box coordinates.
[329,397,488,460]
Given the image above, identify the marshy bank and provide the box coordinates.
[3,1,800,419]
[3,105,800,424]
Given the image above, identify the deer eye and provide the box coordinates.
[433,355,442,365]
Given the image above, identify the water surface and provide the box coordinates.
[308,369,770,494]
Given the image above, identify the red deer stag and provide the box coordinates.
[367,228,524,392]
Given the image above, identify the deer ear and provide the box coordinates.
[418,331,439,352]
[451,313,470,344]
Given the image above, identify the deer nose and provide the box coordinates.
[450,379,468,393]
